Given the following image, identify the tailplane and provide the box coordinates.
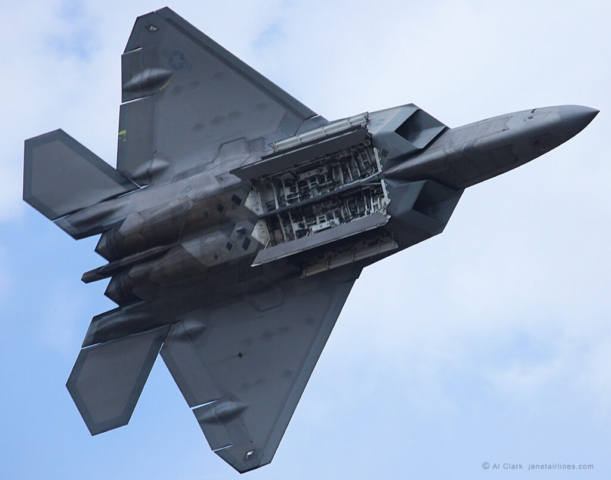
[23,129,137,221]
[66,325,169,435]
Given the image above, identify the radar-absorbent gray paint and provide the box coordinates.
[23,7,598,474]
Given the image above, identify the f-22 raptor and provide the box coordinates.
[23,7,598,474]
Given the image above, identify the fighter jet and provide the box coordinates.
[23,7,598,474]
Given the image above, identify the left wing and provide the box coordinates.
[160,265,360,473]
[118,7,322,185]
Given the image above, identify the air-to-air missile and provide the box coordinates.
[23,7,598,474]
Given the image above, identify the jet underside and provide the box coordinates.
[23,7,598,474]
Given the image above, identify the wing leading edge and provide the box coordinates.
[160,265,361,473]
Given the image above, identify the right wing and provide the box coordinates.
[160,265,360,473]
[118,7,322,185]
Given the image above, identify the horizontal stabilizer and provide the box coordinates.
[24,129,137,220]
[67,326,169,435]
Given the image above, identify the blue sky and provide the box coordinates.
[1,1,610,479]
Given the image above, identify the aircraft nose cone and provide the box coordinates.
[558,105,599,140]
